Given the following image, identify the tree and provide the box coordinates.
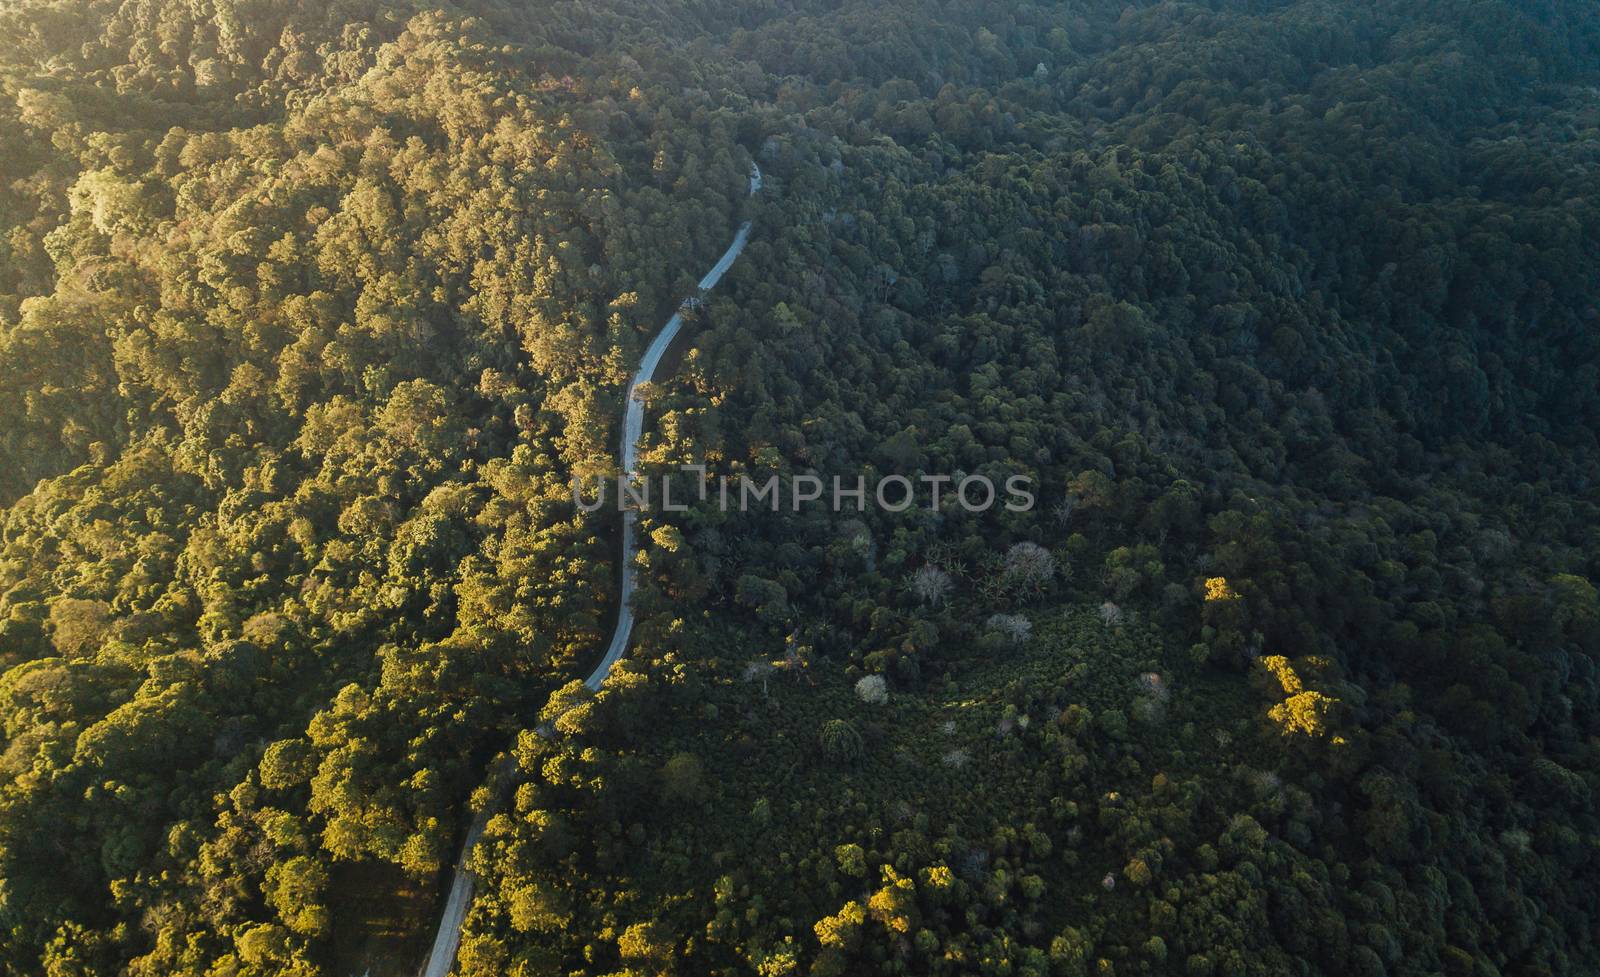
[985,613,1032,646]
[867,867,919,934]
[1000,542,1056,594]
[259,740,314,790]
[909,565,952,606]
[265,856,330,936]
[834,843,867,879]
[47,599,111,657]
[814,900,865,951]
[660,753,705,806]
[618,921,675,974]
[819,719,863,762]
[506,881,573,933]
[854,675,888,705]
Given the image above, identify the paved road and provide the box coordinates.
[415,161,762,977]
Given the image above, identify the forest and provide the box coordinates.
[1,0,1598,975]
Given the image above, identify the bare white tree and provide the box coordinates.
[1052,495,1078,525]
[909,564,953,606]
[986,613,1033,646]
[1001,542,1056,592]
[743,659,776,697]
[1100,601,1123,627]
[855,674,889,705]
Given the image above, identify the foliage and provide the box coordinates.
[1,0,1599,974]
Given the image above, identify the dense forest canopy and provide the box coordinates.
[1,0,1598,975]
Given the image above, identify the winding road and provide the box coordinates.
[415,161,763,977]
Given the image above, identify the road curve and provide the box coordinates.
[416,161,762,977]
